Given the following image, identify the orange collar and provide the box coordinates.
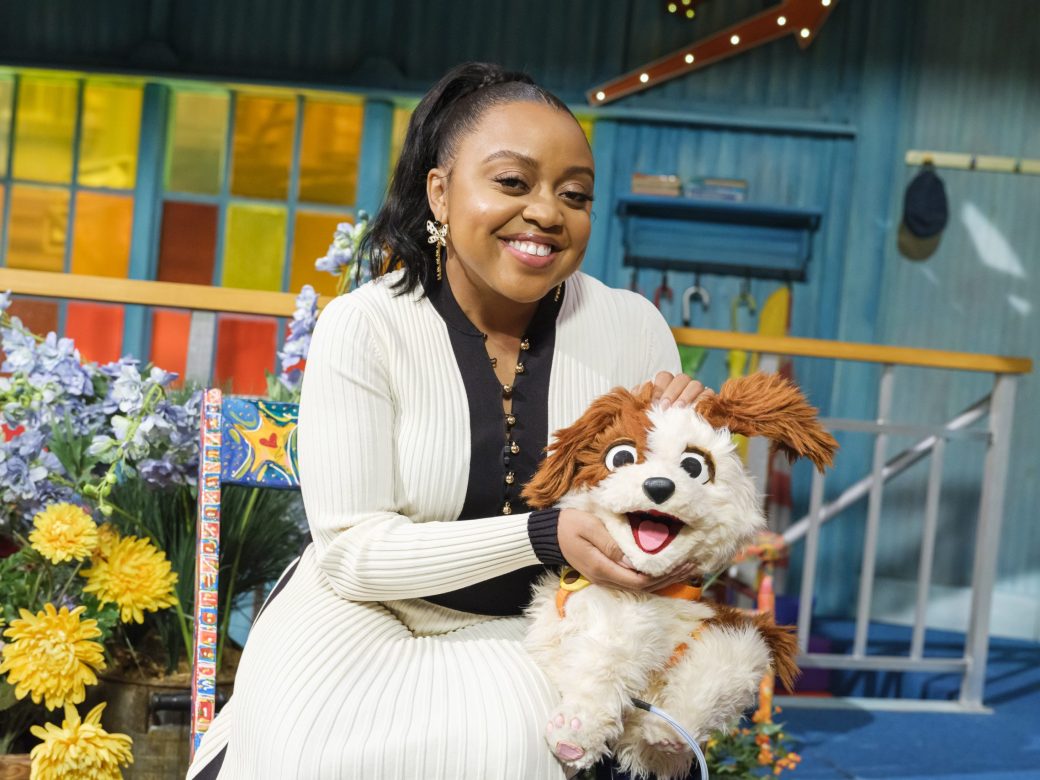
[555,566,702,618]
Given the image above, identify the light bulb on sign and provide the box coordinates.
[730,34,741,45]
[595,91,606,101]
[639,73,650,83]
[777,15,787,26]
[684,53,695,64]
[800,28,810,38]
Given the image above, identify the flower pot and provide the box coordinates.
[0,755,30,780]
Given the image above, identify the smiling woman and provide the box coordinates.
[188,63,702,780]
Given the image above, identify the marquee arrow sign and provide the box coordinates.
[587,0,838,105]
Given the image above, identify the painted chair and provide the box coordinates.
[191,388,301,757]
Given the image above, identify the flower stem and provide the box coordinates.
[121,625,146,678]
[55,560,84,603]
[216,487,260,671]
[172,590,193,669]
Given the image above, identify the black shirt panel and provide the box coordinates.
[420,277,562,616]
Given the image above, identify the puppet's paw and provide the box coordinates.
[637,716,697,757]
[545,709,612,769]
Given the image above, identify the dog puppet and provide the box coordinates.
[522,372,837,779]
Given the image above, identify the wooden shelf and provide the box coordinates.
[616,194,822,282]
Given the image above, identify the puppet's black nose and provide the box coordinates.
[642,478,675,504]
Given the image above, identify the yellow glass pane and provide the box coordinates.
[222,203,286,291]
[13,77,77,184]
[389,106,413,176]
[78,82,143,189]
[167,90,228,194]
[70,192,133,277]
[0,77,13,178]
[577,116,595,145]
[298,99,363,205]
[230,95,295,199]
[6,185,69,271]
[290,211,351,297]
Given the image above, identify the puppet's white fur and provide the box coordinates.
[525,404,780,778]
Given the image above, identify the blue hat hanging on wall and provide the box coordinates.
[897,163,949,261]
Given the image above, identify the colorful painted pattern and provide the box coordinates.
[220,398,301,488]
[191,388,224,756]
[190,392,302,757]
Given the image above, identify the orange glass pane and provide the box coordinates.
[0,77,12,179]
[70,192,133,277]
[213,314,277,395]
[65,302,124,364]
[298,99,363,205]
[222,203,286,291]
[157,201,218,285]
[6,185,69,271]
[13,77,77,184]
[290,211,350,297]
[389,106,413,176]
[78,82,143,189]
[231,94,295,199]
[7,298,58,337]
[167,90,229,195]
[150,309,191,385]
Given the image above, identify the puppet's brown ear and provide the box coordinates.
[695,372,838,472]
[522,385,652,509]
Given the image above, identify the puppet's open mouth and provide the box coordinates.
[627,510,685,554]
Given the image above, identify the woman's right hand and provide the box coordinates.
[557,508,697,592]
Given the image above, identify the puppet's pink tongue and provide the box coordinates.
[633,518,673,554]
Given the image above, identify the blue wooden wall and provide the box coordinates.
[2,0,1037,625]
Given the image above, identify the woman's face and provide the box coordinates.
[428,101,595,306]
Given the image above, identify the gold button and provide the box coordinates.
[502,384,513,397]
[506,414,516,426]
[510,441,520,455]
[502,501,512,514]
[505,472,515,485]
[520,338,530,351]
[515,362,525,374]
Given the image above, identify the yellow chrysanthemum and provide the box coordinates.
[30,702,133,780]
[81,535,178,624]
[93,522,121,558]
[0,604,106,710]
[29,503,98,565]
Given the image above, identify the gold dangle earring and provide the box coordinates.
[426,219,449,281]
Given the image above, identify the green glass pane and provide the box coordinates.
[79,81,143,189]
[13,77,77,184]
[167,90,229,195]
[222,203,286,291]
[0,77,13,179]
[230,94,295,199]
[298,99,362,205]
[6,185,69,271]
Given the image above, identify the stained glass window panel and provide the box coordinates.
[7,298,58,337]
[213,314,277,395]
[65,302,124,364]
[0,77,13,179]
[71,192,133,277]
[150,309,191,385]
[12,77,77,184]
[389,106,413,175]
[298,99,363,205]
[78,82,143,189]
[222,204,286,291]
[230,95,295,200]
[6,185,69,271]
[577,116,595,144]
[157,201,218,285]
[167,90,228,195]
[290,211,349,297]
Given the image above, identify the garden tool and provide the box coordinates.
[678,276,710,377]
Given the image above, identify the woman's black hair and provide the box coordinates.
[357,62,577,294]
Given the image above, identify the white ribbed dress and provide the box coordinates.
[187,269,680,780]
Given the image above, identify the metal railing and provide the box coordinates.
[1,269,1032,711]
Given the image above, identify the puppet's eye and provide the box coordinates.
[605,444,637,471]
[681,453,711,484]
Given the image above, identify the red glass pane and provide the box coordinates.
[150,309,191,387]
[65,302,124,364]
[7,298,59,337]
[157,201,218,285]
[213,314,277,396]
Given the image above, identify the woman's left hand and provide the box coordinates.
[641,371,712,409]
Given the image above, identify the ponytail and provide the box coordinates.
[357,62,574,294]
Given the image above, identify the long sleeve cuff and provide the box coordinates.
[528,507,566,566]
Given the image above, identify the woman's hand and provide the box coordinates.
[557,508,699,592]
[643,371,712,410]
